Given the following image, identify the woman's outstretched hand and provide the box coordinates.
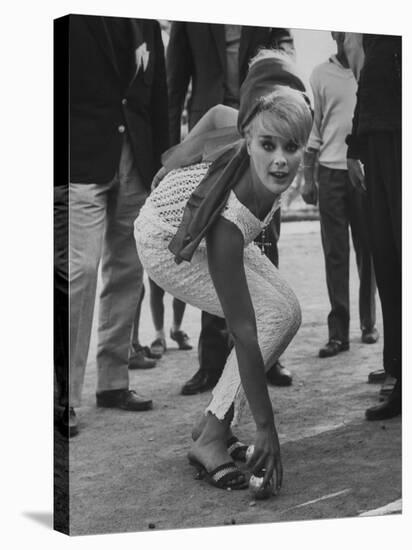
[247,425,283,495]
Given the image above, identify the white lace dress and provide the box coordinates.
[135,163,301,422]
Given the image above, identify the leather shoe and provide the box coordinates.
[368,369,386,383]
[319,339,349,358]
[365,379,401,421]
[266,361,292,387]
[362,328,379,344]
[96,389,153,411]
[181,369,221,395]
[170,329,193,350]
[128,345,157,370]
[379,375,396,397]
[57,406,79,438]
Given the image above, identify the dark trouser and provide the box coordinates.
[318,165,376,343]
[198,209,281,375]
[363,132,401,379]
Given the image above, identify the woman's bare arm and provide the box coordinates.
[206,216,282,489]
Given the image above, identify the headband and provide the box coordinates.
[237,55,309,133]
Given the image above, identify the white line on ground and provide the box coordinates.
[281,489,351,513]
[359,499,402,516]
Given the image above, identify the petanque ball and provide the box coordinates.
[249,474,274,500]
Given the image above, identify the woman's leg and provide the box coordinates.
[149,278,165,339]
[170,297,193,350]
[172,298,186,331]
[148,278,167,356]
[188,409,234,471]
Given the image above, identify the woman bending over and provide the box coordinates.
[135,50,313,494]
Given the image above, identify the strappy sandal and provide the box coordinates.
[150,337,167,357]
[227,436,248,463]
[188,457,248,490]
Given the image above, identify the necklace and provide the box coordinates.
[252,187,273,255]
[255,226,271,255]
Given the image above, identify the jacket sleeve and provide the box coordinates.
[346,97,363,160]
[166,22,193,146]
[150,20,170,172]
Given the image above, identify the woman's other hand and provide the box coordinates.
[301,179,318,205]
[151,166,169,191]
[347,158,366,193]
[247,425,283,495]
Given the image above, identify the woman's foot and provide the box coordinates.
[191,412,247,461]
[191,413,208,441]
[189,437,232,472]
[188,436,248,490]
[150,337,167,357]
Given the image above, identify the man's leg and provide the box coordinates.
[54,185,69,409]
[96,136,152,409]
[181,312,230,395]
[128,284,158,369]
[364,133,401,379]
[69,182,108,408]
[318,166,351,356]
[364,132,401,420]
[346,172,377,339]
[54,185,79,437]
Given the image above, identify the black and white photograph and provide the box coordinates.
[3,0,410,548]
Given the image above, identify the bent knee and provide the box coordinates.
[269,288,301,337]
[286,288,301,336]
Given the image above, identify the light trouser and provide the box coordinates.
[135,203,301,422]
[67,137,148,407]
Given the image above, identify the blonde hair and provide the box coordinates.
[244,85,313,147]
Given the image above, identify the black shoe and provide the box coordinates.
[128,345,157,370]
[131,344,162,359]
[181,369,221,395]
[319,339,349,358]
[368,369,386,383]
[379,375,397,397]
[96,389,153,411]
[57,406,79,438]
[266,361,292,387]
[170,329,193,350]
[362,328,379,344]
[365,380,401,421]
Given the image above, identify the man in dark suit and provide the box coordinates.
[54,15,169,436]
[346,33,401,420]
[166,21,294,395]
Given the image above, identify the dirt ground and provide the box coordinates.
[59,220,401,535]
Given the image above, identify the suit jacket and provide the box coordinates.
[346,34,401,160]
[166,22,293,145]
[68,15,169,188]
